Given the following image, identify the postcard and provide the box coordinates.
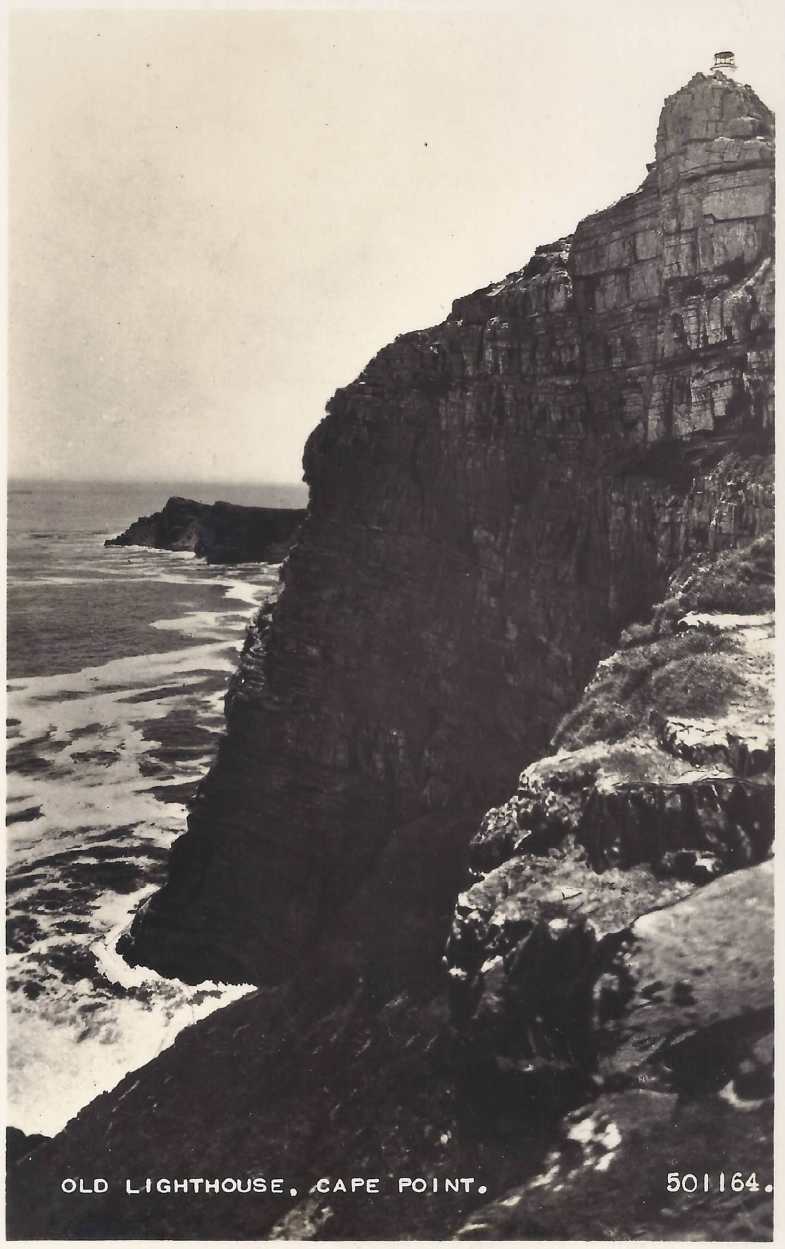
[5,0,780,1240]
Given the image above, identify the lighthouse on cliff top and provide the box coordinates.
[711,50,738,77]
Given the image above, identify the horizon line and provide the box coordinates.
[7,475,308,487]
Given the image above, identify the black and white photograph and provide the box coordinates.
[5,0,780,1239]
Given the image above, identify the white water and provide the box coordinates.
[6,494,291,1137]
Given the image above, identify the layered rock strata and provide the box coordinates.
[124,72,774,987]
[7,70,775,1243]
[105,495,305,564]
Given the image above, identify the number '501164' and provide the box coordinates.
[667,1172,768,1194]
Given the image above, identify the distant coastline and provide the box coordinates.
[105,495,306,565]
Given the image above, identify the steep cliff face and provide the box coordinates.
[9,70,775,1243]
[123,72,773,989]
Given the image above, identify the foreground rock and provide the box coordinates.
[105,495,305,564]
[5,1127,49,1166]
[447,538,773,1082]
[444,540,773,1238]
[456,865,774,1240]
[457,1080,773,1240]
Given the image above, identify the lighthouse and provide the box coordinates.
[711,50,738,78]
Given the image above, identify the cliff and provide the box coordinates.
[8,533,774,1241]
[105,495,305,564]
[8,71,774,1240]
[123,71,774,987]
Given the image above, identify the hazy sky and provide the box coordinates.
[8,0,783,483]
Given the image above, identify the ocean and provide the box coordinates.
[6,479,307,1138]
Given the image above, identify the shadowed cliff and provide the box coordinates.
[123,71,774,988]
[8,70,774,1241]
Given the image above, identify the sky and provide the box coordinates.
[7,0,784,484]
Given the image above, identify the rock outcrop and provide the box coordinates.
[8,70,774,1241]
[123,71,774,988]
[454,865,774,1241]
[105,496,305,564]
[445,539,774,1086]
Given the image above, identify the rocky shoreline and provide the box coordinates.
[8,70,775,1240]
[105,495,305,564]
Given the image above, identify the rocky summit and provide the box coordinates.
[8,70,774,1241]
